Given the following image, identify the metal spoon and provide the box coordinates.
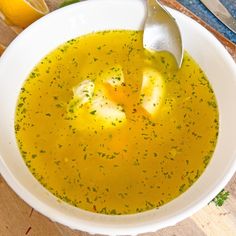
[143,0,183,68]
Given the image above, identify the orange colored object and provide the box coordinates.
[0,0,49,28]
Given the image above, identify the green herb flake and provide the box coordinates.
[90,110,97,115]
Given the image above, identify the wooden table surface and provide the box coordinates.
[0,1,236,235]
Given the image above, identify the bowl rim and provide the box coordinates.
[0,0,236,235]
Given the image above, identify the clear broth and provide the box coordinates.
[15,31,219,214]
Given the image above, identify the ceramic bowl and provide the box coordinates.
[0,0,236,235]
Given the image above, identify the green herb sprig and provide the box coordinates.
[60,0,81,8]
[211,189,230,207]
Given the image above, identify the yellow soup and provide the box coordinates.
[15,30,219,215]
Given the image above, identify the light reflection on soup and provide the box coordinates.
[15,30,219,215]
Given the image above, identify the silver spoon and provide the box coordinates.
[143,0,183,68]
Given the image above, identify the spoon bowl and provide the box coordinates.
[144,0,183,67]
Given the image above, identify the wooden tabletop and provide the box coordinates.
[0,1,236,235]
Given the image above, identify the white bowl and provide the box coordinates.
[0,0,236,235]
